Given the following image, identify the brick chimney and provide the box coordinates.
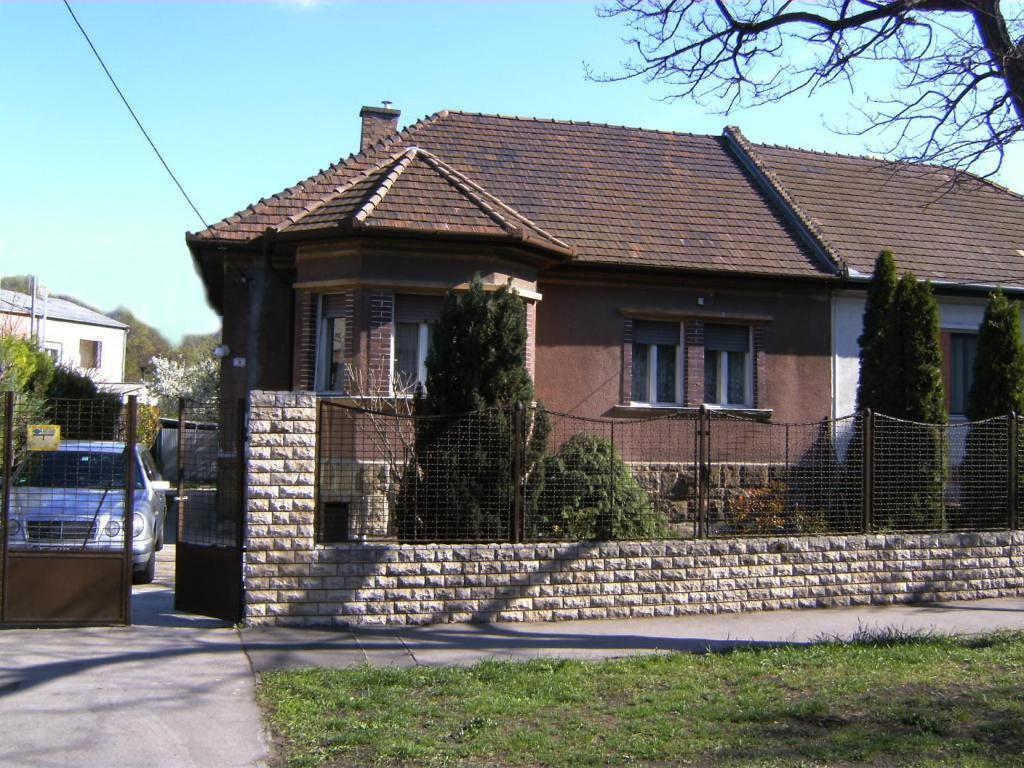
[359,103,400,151]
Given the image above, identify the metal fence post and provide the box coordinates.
[511,403,524,544]
[1,391,14,624]
[697,404,708,538]
[606,421,616,541]
[123,395,138,626]
[1009,413,1018,530]
[862,409,874,534]
[176,398,187,546]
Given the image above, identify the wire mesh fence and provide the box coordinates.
[176,400,243,548]
[4,396,132,553]
[313,400,1024,544]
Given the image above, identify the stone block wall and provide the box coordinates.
[244,391,1024,627]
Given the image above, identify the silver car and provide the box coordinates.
[7,441,170,583]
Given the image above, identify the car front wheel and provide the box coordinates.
[133,551,156,585]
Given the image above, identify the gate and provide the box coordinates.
[0,393,136,626]
[173,400,245,622]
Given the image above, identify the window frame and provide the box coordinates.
[391,320,431,396]
[79,339,101,370]
[947,330,978,418]
[314,295,349,394]
[703,325,754,409]
[629,321,684,407]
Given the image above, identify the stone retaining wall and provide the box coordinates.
[244,391,1024,627]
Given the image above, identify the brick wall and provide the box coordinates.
[244,391,1024,627]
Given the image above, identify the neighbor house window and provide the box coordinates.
[631,320,681,404]
[393,294,442,394]
[316,295,348,392]
[949,332,977,417]
[79,340,101,370]
[704,324,751,407]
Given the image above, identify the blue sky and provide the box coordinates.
[2,0,1021,341]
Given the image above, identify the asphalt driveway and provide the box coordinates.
[0,548,267,768]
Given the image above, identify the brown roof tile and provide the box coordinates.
[746,139,1024,287]
[190,111,826,279]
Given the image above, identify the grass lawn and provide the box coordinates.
[258,630,1024,767]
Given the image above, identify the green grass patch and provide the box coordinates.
[258,630,1024,767]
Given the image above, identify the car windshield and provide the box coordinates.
[14,451,143,490]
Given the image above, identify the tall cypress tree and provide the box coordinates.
[857,250,899,412]
[959,290,1024,529]
[396,276,548,541]
[967,290,1024,420]
[883,275,946,423]
[872,274,946,529]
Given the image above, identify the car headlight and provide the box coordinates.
[104,520,121,538]
[7,519,20,536]
[133,513,145,537]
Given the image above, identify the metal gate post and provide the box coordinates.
[862,410,874,534]
[177,398,187,545]
[1009,413,1018,530]
[1,391,14,624]
[123,395,138,625]
[697,405,709,538]
[511,403,524,544]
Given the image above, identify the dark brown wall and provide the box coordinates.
[534,277,832,423]
[218,256,294,404]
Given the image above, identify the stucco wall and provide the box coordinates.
[831,291,1022,420]
[244,391,1024,628]
[534,278,832,422]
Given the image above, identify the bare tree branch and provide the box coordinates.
[594,0,1023,175]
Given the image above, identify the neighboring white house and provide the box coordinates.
[0,288,128,385]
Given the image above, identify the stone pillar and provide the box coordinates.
[244,391,318,623]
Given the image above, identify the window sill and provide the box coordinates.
[613,404,773,421]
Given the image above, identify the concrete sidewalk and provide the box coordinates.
[3,549,1024,768]
[0,550,268,768]
[241,595,1024,673]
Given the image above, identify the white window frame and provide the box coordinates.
[630,322,684,407]
[314,296,349,394]
[704,326,754,409]
[392,320,431,397]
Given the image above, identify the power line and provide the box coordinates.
[62,0,209,229]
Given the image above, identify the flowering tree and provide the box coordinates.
[143,355,219,412]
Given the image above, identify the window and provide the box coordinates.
[631,320,681,404]
[949,332,977,416]
[44,343,61,363]
[393,295,442,394]
[79,340,101,370]
[316,295,348,392]
[704,324,751,407]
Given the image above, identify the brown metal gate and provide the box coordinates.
[0,393,137,627]
[173,400,245,623]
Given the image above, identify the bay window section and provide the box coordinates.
[630,320,682,405]
[704,324,752,407]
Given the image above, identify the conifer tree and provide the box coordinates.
[967,290,1024,421]
[857,250,898,412]
[396,277,548,541]
[872,273,946,529]
[960,290,1024,528]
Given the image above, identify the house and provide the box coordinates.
[186,106,1024,423]
[0,288,128,385]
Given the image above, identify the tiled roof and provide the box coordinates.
[279,147,573,255]
[190,111,827,279]
[743,137,1024,286]
[0,289,127,330]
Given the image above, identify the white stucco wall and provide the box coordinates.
[832,291,1009,419]
[40,318,127,384]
